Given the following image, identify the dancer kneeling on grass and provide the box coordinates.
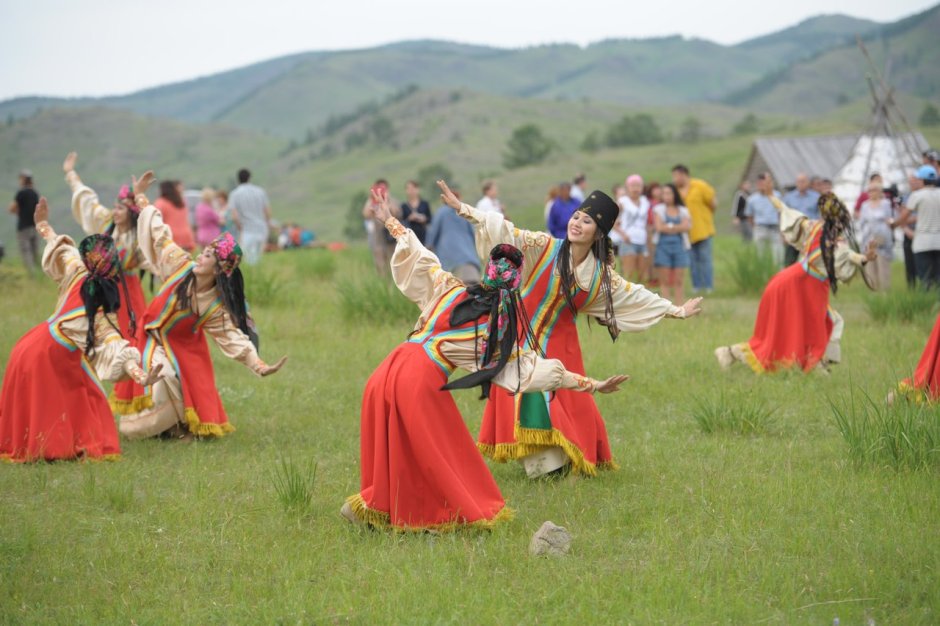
[890,313,940,404]
[343,187,629,532]
[439,181,701,478]
[0,198,162,462]
[117,171,286,439]
[63,151,152,415]
[715,193,876,374]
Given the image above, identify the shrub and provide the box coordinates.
[832,389,940,471]
[725,246,777,295]
[864,288,937,324]
[692,392,777,436]
[604,113,663,147]
[242,265,286,306]
[503,124,553,169]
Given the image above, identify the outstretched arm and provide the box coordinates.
[203,309,288,377]
[770,196,812,249]
[580,270,702,333]
[489,350,630,394]
[33,197,84,287]
[370,186,462,310]
[63,151,113,235]
[132,170,191,280]
[437,179,551,267]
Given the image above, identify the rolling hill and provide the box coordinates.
[0,13,889,140]
[726,4,940,114]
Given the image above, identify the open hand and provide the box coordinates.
[436,180,461,210]
[370,187,391,223]
[34,196,49,224]
[135,362,164,387]
[680,296,703,318]
[258,355,287,377]
[63,151,77,174]
[132,170,155,197]
[595,374,630,394]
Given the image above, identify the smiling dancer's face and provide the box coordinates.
[567,210,598,244]
[194,247,218,278]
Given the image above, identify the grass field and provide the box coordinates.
[1,237,939,624]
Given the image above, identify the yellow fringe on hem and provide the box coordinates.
[344,493,514,533]
[736,342,766,374]
[1,452,121,463]
[895,380,932,405]
[477,424,619,477]
[182,407,236,438]
[109,391,154,416]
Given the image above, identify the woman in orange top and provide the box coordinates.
[154,180,195,252]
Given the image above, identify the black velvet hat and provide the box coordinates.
[576,190,619,236]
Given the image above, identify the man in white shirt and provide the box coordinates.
[897,165,940,287]
[476,180,504,215]
[229,168,271,265]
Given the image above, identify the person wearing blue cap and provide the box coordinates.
[895,165,940,287]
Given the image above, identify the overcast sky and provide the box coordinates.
[0,0,935,101]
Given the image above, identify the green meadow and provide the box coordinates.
[1,235,939,624]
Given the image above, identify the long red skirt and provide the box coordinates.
[477,314,614,475]
[739,263,832,373]
[347,343,510,531]
[110,273,148,413]
[898,314,940,401]
[0,325,120,462]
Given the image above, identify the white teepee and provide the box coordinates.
[832,43,928,208]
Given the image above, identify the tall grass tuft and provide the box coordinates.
[831,388,940,471]
[693,392,777,436]
[271,457,317,516]
[242,265,287,306]
[725,246,777,295]
[105,481,135,513]
[864,288,937,324]
[337,274,417,324]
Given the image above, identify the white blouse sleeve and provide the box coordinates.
[580,272,685,332]
[457,202,552,276]
[387,217,464,311]
[136,203,192,281]
[66,171,113,235]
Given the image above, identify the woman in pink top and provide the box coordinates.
[154,180,195,252]
[195,187,223,248]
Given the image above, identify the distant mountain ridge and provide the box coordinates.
[0,11,897,139]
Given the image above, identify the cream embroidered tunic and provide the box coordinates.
[388,218,599,393]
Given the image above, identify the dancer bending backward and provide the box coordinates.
[63,151,152,415]
[438,181,702,478]
[715,193,875,374]
[343,188,629,531]
[118,172,286,439]
[0,198,161,462]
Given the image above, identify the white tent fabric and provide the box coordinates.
[833,133,927,208]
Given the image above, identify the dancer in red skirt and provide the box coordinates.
[715,193,875,374]
[0,198,161,462]
[343,187,629,532]
[117,172,286,439]
[437,181,701,478]
[63,151,151,415]
[893,314,940,403]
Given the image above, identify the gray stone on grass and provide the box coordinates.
[529,521,571,556]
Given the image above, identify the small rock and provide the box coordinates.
[529,521,571,556]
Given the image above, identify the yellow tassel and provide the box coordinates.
[895,380,930,404]
[736,342,765,374]
[108,391,154,415]
[478,422,619,477]
[345,493,514,533]
[182,407,236,438]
